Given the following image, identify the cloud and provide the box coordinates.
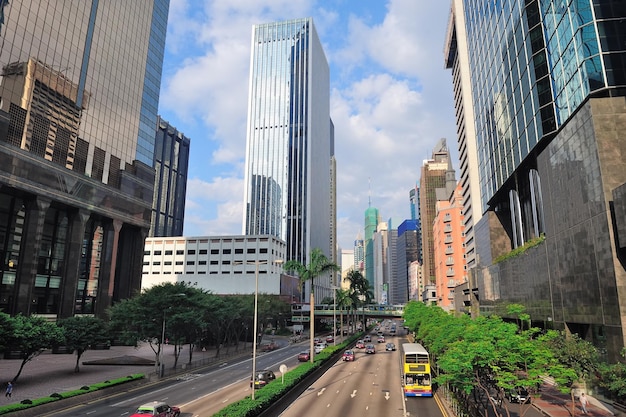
[161,1,458,251]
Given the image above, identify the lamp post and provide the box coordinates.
[235,259,283,400]
[158,293,186,378]
[331,285,340,346]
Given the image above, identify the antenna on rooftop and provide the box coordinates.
[368,177,371,207]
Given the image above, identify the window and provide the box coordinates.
[247,248,256,254]
[176,250,184,255]
[154,250,162,255]
[211,249,219,254]
[223,249,231,254]
[198,260,207,265]
[199,249,207,255]
[165,250,173,255]
[235,249,244,254]
[186,261,195,265]
[188,249,196,255]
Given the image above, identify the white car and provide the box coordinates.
[314,343,327,354]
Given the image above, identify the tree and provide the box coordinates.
[6,314,64,382]
[284,248,339,362]
[59,316,110,373]
[345,269,372,328]
[0,312,14,353]
[539,330,599,415]
[108,282,207,373]
[335,288,352,338]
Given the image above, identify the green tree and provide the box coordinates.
[596,348,626,401]
[284,248,339,362]
[59,316,110,373]
[0,312,14,353]
[108,282,207,373]
[344,269,372,328]
[6,314,64,382]
[539,330,599,414]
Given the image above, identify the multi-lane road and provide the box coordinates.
[44,321,447,417]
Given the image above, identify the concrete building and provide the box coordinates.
[419,140,452,286]
[448,0,626,359]
[150,116,190,237]
[242,18,334,302]
[142,235,294,300]
[443,0,482,272]
[0,1,169,318]
[364,205,379,291]
[394,220,420,305]
[433,182,466,311]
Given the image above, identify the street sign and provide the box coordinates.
[292,316,310,322]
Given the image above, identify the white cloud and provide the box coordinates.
[162,1,458,250]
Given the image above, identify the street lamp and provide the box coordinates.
[158,293,186,377]
[331,285,340,346]
[235,259,283,400]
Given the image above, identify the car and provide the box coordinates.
[342,350,355,361]
[130,401,180,417]
[250,369,276,388]
[297,350,310,362]
[377,335,385,343]
[355,340,365,349]
[385,342,396,351]
[314,337,322,344]
[507,388,531,404]
[365,344,376,354]
[314,343,327,354]
[326,335,334,343]
[363,335,372,343]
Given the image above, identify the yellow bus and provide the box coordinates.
[401,343,432,397]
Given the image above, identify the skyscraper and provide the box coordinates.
[150,116,190,237]
[450,0,626,359]
[0,0,169,317]
[242,18,334,295]
[419,140,453,285]
[364,205,380,290]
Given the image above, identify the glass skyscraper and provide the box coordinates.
[243,18,334,283]
[450,0,626,360]
[0,1,169,318]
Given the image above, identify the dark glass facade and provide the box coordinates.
[150,116,190,237]
[0,0,169,318]
[458,0,626,360]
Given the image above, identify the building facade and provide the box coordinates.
[364,206,379,290]
[0,0,169,318]
[433,182,466,311]
[453,0,626,359]
[419,140,452,285]
[444,0,482,271]
[242,18,334,300]
[150,116,190,237]
[142,235,291,298]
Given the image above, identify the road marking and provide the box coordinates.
[385,392,390,400]
[351,390,357,398]
[318,388,326,396]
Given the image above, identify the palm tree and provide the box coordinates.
[344,269,373,330]
[284,248,339,362]
[335,288,352,339]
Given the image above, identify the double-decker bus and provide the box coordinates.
[401,343,432,397]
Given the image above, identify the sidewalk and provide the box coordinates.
[0,340,258,406]
[531,384,620,417]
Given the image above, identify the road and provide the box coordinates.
[43,342,306,417]
[279,321,448,417]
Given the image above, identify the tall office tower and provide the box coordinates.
[409,185,419,221]
[419,140,452,286]
[150,116,190,237]
[394,220,420,305]
[444,0,482,271]
[453,0,626,359]
[385,227,399,303]
[433,182,465,312]
[0,1,169,318]
[330,151,338,285]
[373,221,389,304]
[363,205,380,290]
[242,18,334,296]
[353,235,365,272]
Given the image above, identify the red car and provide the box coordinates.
[365,344,376,354]
[355,340,365,349]
[297,350,310,362]
[342,350,355,361]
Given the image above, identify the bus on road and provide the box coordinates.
[401,343,432,397]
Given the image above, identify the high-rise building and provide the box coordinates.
[353,235,365,273]
[444,0,481,271]
[394,220,420,305]
[150,116,190,237]
[419,140,453,286]
[450,0,626,359]
[0,1,169,318]
[242,18,334,298]
[363,205,379,290]
[433,182,466,311]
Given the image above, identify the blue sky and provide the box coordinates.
[158,0,458,250]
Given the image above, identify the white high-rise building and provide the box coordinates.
[242,18,334,299]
